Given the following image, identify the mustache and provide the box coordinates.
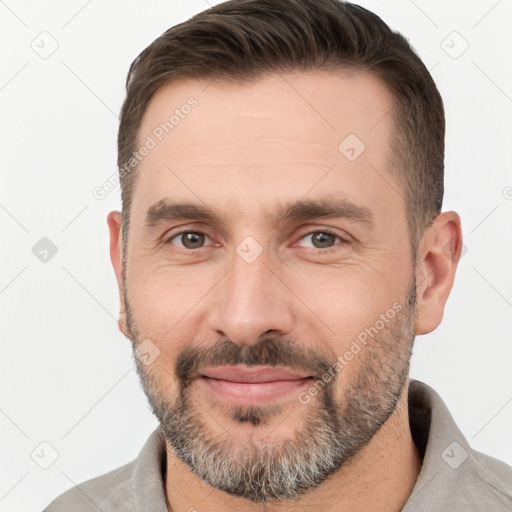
[175,337,336,387]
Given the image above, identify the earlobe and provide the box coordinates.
[414,211,463,335]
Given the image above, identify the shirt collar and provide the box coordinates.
[403,380,512,510]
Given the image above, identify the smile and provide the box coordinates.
[199,366,313,405]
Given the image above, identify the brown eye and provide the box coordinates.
[311,232,337,248]
[297,231,342,249]
[168,232,209,249]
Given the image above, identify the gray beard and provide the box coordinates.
[127,280,416,504]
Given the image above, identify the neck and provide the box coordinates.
[164,382,422,512]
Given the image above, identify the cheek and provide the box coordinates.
[284,263,406,351]
[128,263,215,332]
[127,274,201,379]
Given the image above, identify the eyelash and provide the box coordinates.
[164,228,348,254]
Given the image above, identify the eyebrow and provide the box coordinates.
[145,198,375,230]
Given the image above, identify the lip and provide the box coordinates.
[200,365,311,383]
[198,365,313,405]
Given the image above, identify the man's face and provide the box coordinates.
[119,70,418,502]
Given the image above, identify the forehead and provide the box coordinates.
[138,69,395,150]
[132,70,402,229]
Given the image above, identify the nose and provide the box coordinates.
[206,249,295,346]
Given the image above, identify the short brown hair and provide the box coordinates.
[118,0,444,262]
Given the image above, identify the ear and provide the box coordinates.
[107,210,128,338]
[414,211,463,335]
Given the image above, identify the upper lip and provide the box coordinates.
[200,365,311,383]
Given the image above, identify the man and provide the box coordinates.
[44,0,512,510]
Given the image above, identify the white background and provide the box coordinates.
[1,1,511,510]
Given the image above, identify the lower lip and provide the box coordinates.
[199,376,312,405]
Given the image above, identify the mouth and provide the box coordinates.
[198,365,313,405]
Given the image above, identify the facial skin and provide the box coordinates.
[108,70,463,511]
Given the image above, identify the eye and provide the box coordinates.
[296,230,345,250]
[166,231,212,249]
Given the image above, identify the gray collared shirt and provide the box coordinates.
[44,380,512,511]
